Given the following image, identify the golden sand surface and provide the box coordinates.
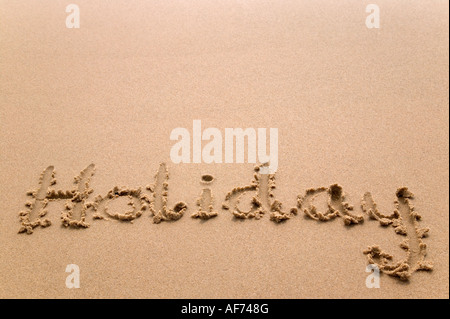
[0,0,448,298]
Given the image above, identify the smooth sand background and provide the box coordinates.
[0,0,448,298]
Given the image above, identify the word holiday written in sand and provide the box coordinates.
[18,163,433,281]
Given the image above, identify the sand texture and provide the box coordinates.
[0,0,448,298]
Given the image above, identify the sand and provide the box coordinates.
[0,0,448,298]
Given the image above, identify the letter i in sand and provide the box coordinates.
[191,174,218,220]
